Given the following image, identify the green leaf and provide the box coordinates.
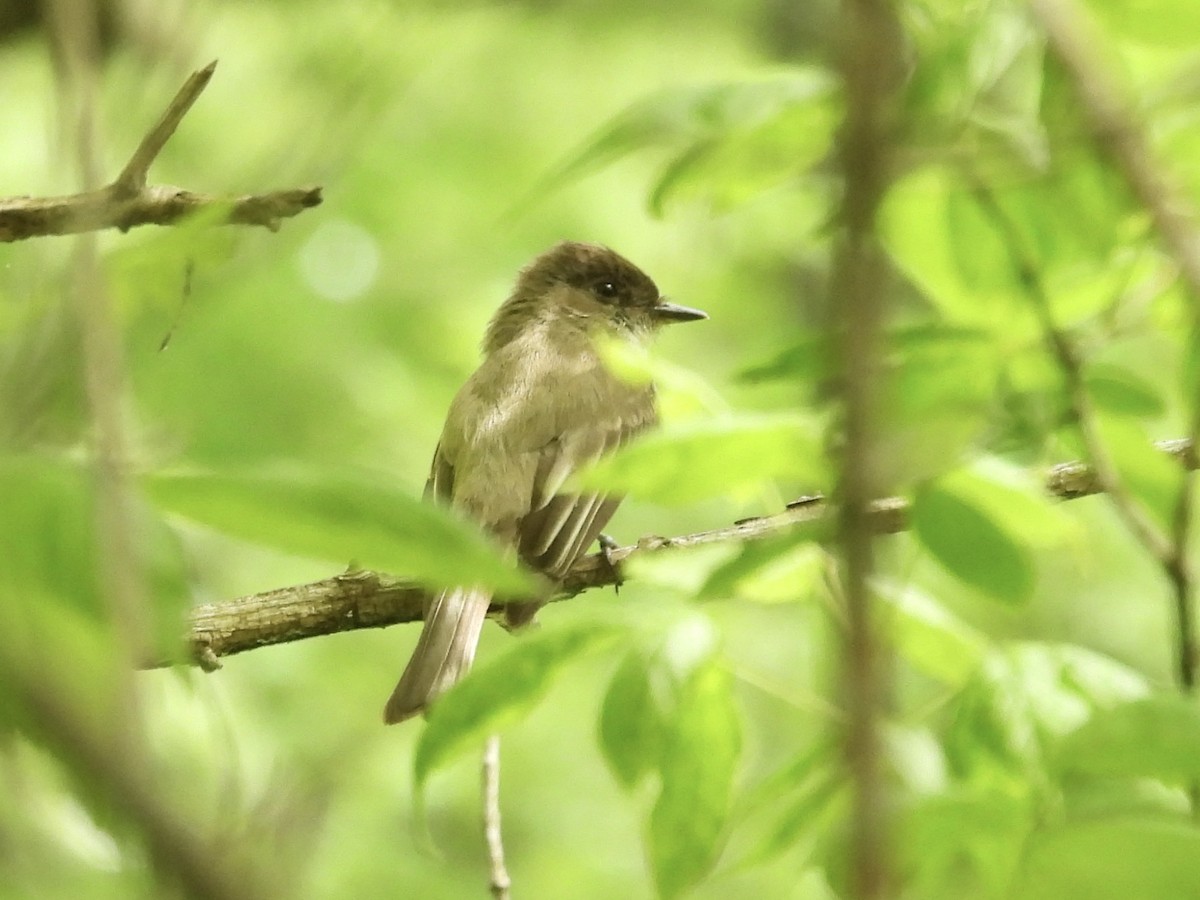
[941,457,1074,547]
[946,643,1149,777]
[535,72,835,201]
[1016,817,1200,900]
[700,533,829,603]
[650,652,741,898]
[897,787,1031,899]
[882,169,1006,322]
[913,458,1071,604]
[912,482,1034,605]
[737,332,835,386]
[624,543,740,596]
[0,457,187,647]
[1090,0,1200,47]
[414,622,621,787]
[1095,414,1179,531]
[876,581,989,687]
[594,333,729,420]
[599,650,664,789]
[647,87,838,215]
[0,456,101,615]
[1057,695,1200,783]
[145,468,533,594]
[574,414,825,505]
[1086,362,1165,417]
[733,743,841,870]
[878,326,1000,483]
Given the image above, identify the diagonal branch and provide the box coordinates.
[968,179,1175,565]
[0,60,322,242]
[152,441,1196,673]
[1030,0,1200,296]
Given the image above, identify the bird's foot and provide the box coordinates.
[598,532,624,594]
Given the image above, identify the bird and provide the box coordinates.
[383,241,706,724]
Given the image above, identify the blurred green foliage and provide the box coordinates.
[4,0,1200,897]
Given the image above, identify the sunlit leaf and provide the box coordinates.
[146,469,534,594]
[1090,0,1200,47]
[414,622,622,787]
[648,90,838,215]
[878,327,1000,483]
[940,457,1074,546]
[737,332,835,386]
[624,543,740,596]
[574,414,826,505]
[1057,695,1200,783]
[1016,817,1200,900]
[535,72,836,202]
[594,333,728,420]
[700,533,829,603]
[897,787,1031,899]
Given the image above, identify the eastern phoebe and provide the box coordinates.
[384,241,706,724]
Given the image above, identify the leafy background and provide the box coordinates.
[4,0,1200,897]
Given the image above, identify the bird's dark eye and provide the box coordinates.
[594,281,619,300]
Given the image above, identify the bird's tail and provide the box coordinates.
[383,587,491,724]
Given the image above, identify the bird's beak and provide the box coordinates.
[651,299,708,323]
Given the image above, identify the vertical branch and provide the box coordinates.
[482,735,511,900]
[832,0,902,897]
[45,0,151,711]
[970,175,1198,812]
[1168,410,1199,699]
[1030,0,1200,792]
[1030,0,1200,294]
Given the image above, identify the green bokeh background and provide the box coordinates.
[3,0,1200,897]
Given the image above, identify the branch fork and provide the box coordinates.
[0,60,322,242]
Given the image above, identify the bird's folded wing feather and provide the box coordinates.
[518,404,653,579]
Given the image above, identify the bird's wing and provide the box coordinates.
[517,400,655,580]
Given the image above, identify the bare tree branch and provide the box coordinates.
[834,0,903,894]
[0,60,322,242]
[153,442,1199,672]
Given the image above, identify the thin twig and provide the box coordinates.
[834,0,903,896]
[1030,0,1200,295]
[0,62,322,242]
[115,60,216,194]
[968,179,1175,565]
[482,735,511,900]
[1032,0,1200,812]
[1168,415,1200,697]
[139,442,1200,672]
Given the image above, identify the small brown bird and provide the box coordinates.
[383,242,706,724]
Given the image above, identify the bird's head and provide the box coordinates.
[484,242,706,353]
